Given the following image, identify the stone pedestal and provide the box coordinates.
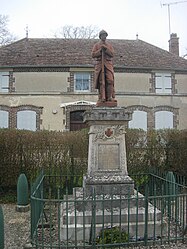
[83,107,134,196]
[60,107,167,242]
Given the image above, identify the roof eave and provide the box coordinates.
[115,65,187,72]
[0,64,93,68]
[0,64,187,73]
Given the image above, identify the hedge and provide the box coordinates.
[0,128,187,190]
[0,128,88,190]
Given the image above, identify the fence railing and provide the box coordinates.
[30,171,187,248]
[31,170,45,238]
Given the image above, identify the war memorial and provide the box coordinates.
[60,30,165,242]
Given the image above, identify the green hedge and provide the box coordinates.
[126,129,187,176]
[0,128,187,190]
[0,128,88,190]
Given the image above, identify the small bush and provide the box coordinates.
[96,226,128,244]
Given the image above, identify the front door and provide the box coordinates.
[70,110,88,131]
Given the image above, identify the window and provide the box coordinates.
[74,73,90,92]
[0,72,9,93]
[155,73,172,93]
[155,111,173,129]
[0,110,8,128]
[17,110,37,131]
[129,111,147,131]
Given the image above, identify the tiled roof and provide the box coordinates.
[0,38,187,71]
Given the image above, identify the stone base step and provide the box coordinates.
[61,220,167,241]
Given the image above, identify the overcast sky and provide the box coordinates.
[1,0,187,56]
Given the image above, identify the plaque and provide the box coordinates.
[98,144,120,170]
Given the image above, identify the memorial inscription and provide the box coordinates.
[98,144,120,170]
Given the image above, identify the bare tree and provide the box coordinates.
[53,25,100,39]
[0,15,17,46]
[183,50,187,59]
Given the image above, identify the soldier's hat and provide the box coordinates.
[99,30,108,38]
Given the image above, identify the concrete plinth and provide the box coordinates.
[60,189,167,241]
[83,174,134,196]
[96,101,117,107]
[16,204,30,212]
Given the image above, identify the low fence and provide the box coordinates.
[30,171,187,248]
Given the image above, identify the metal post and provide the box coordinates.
[89,187,96,246]
[16,173,29,212]
[144,185,149,246]
[168,4,171,35]
[0,205,4,249]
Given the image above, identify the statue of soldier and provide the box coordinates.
[91,30,116,104]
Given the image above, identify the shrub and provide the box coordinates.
[96,226,128,244]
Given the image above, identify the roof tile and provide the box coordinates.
[0,38,187,70]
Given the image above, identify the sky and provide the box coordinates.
[1,0,187,57]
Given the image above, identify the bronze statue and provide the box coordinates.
[92,30,117,106]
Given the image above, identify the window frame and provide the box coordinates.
[155,73,172,94]
[155,110,174,129]
[17,110,37,131]
[74,72,91,92]
[0,110,9,128]
[0,72,9,93]
[129,110,148,131]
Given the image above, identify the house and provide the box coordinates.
[0,33,187,131]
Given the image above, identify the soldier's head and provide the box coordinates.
[99,30,108,41]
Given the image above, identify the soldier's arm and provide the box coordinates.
[91,44,102,58]
[105,43,114,57]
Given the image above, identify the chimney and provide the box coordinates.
[169,33,179,56]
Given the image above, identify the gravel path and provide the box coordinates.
[1,203,187,249]
[1,204,30,249]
